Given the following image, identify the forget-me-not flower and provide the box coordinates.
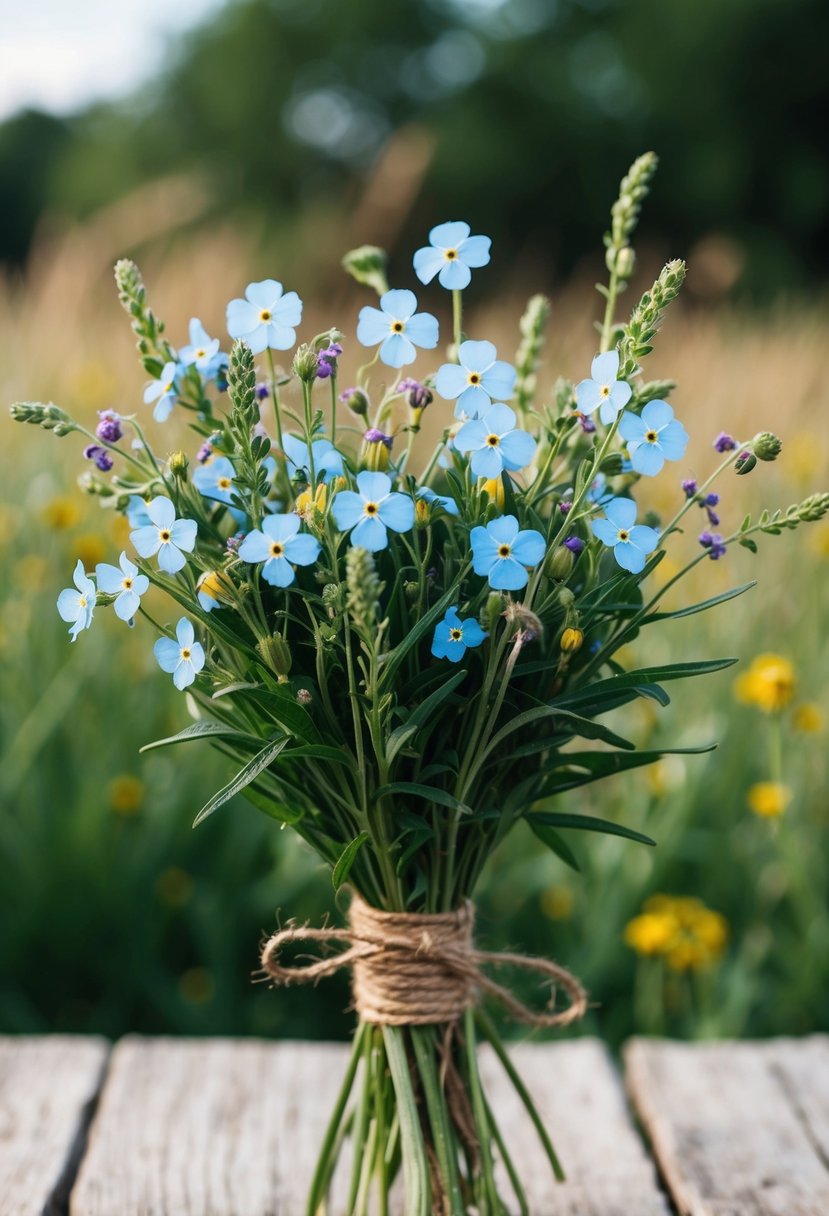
[470,515,546,591]
[282,434,344,484]
[179,318,221,371]
[416,486,459,516]
[226,279,303,354]
[125,496,152,529]
[454,403,537,480]
[431,607,487,662]
[193,456,237,506]
[356,289,438,369]
[154,618,205,691]
[57,560,96,641]
[144,361,180,423]
[591,497,659,574]
[333,471,415,551]
[413,222,491,291]
[435,340,516,419]
[618,400,689,477]
[95,552,149,624]
[575,351,632,424]
[237,514,321,587]
[130,496,197,574]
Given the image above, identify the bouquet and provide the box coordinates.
[11,152,828,1215]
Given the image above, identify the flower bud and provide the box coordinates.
[544,545,574,581]
[751,431,782,462]
[169,450,189,478]
[361,428,393,472]
[735,450,757,475]
[256,633,292,681]
[482,477,505,509]
[558,587,576,609]
[292,344,319,384]
[415,498,430,527]
[484,592,504,633]
[296,687,313,706]
[614,246,637,280]
[341,245,389,296]
[339,387,369,418]
[560,626,584,653]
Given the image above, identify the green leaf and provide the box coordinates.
[214,682,320,743]
[281,743,356,769]
[379,579,466,690]
[532,743,716,798]
[193,737,291,827]
[525,819,581,872]
[373,782,472,815]
[332,832,370,891]
[140,721,261,753]
[485,705,635,758]
[555,658,738,712]
[241,785,304,824]
[386,669,467,764]
[648,582,755,622]
[527,810,655,846]
[739,537,758,553]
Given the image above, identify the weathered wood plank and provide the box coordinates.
[0,1035,109,1216]
[625,1036,829,1216]
[71,1036,667,1215]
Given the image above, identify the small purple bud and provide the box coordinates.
[197,441,213,464]
[364,427,393,449]
[316,360,334,380]
[563,536,585,553]
[706,508,720,527]
[714,432,737,453]
[704,493,720,506]
[578,413,597,434]
[559,501,572,515]
[698,530,727,560]
[316,344,343,380]
[399,378,433,411]
[83,444,114,472]
[256,383,270,400]
[226,533,243,553]
[681,478,698,498]
[95,410,122,443]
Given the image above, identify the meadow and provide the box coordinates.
[1,195,826,1044]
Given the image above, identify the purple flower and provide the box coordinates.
[563,536,585,553]
[316,343,343,380]
[84,444,114,472]
[364,428,393,449]
[256,383,270,400]
[579,414,597,434]
[704,493,720,506]
[96,410,123,443]
[559,501,572,515]
[706,507,720,527]
[399,378,433,410]
[197,440,213,463]
[698,531,727,560]
[226,533,243,553]
[681,478,698,498]
[714,432,737,453]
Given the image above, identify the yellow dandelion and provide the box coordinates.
[108,774,145,817]
[747,781,792,818]
[792,703,824,733]
[624,912,676,956]
[41,496,80,531]
[734,653,795,713]
[72,533,106,570]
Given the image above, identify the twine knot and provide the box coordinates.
[260,895,587,1028]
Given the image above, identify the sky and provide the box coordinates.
[0,0,223,121]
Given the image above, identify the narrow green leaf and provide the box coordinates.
[555,658,738,711]
[374,782,473,815]
[242,785,304,824]
[386,669,467,764]
[140,721,260,753]
[525,819,581,872]
[527,810,655,846]
[332,832,370,890]
[193,737,290,827]
[648,582,755,622]
[486,705,635,757]
[379,579,467,689]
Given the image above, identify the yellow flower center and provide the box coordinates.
[218,477,232,490]
[498,544,511,558]
[259,309,272,322]
[159,529,171,542]
[617,529,630,542]
[468,372,481,385]
[600,384,611,397]
[196,347,206,358]
[78,595,87,608]
[123,578,133,590]
[486,434,500,447]
[449,628,463,641]
[364,502,379,516]
[645,430,658,443]
[270,542,285,557]
[444,248,458,260]
[391,321,404,333]
[181,648,191,660]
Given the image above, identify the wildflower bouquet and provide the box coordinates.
[11,153,828,1215]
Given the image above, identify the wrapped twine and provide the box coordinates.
[260,895,587,1028]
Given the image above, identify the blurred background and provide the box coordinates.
[1,0,827,1046]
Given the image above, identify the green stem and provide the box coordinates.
[462,1008,499,1215]
[266,349,285,454]
[452,290,463,354]
[383,1026,431,1216]
[304,1022,369,1216]
[483,1093,529,1216]
[411,1027,465,1216]
[600,268,620,352]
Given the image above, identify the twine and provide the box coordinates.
[260,895,587,1028]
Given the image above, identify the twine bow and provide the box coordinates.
[260,895,587,1028]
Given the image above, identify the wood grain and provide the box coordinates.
[71,1035,667,1215]
[625,1035,829,1216]
[0,1035,108,1216]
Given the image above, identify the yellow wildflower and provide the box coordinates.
[792,703,824,733]
[41,496,80,530]
[734,653,795,713]
[627,894,728,971]
[747,781,791,818]
[482,477,505,508]
[108,774,145,817]
[541,886,574,921]
[624,912,676,955]
[72,533,106,570]
[560,627,584,653]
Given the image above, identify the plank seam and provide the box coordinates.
[770,1056,829,1178]
[46,1042,112,1216]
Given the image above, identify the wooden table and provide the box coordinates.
[2,1034,827,1214]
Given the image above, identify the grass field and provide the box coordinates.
[1,204,827,1043]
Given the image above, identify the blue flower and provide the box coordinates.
[95,552,149,624]
[154,618,205,690]
[431,607,488,662]
[226,279,303,355]
[125,496,152,528]
[179,318,221,371]
[619,400,689,476]
[591,497,659,574]
[470,515,546,591]
[237,513,321,587]
[416,486,459,516]
[575,351,632,424]
[130,495,197,575]
[144,361,181,423]
[356,289,439,369]
[333,471,415,551]
[282,434,344,484]
[435,340,516,420]
[413,221,491,291]
[57,560,96,641]
[454,403,537,480]
[193,456,237,506]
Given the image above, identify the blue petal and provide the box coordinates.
[57,589,81,623]
[154,637,180,673]
[470,446,504,479]
[629,525,660,554]
[273,291,303,327]
[379,332,415,368]
[173,660,196,691]
[458,340,496,370]
[158,543,186,574]
[262,512,301,542]
[510,529,546,567]
[332,491,366,532]
[435,363,468,400]
[591,518,620,546]
[604,497,637,529]
[356,471,392,500]
[460,618,487,647]
[630,443,665,477]
[457,235,491,268]
[245,279,283,308]
[442,637,467,661]
[454,384,491,419]
[486,515,520,545]
[454,419,488,455]
[357,306,391,347]
[438,260,472,290]
[590,351,620,383]
[641,399,674,430]
[284,533,321,565]
[147,496,176,529]
[114,589,140,621]
[238,530,270,562]
[413,246,445,285]
[658,420,689,460]
[130,525,160,559]
[482,402,516,433]
[261,555,296,587]
[226,298,260,339]
[378,493,415,533]
[429,221,470,249]
[575,379,602,414]
[613,542,646,574]
[618,411,645,442]
[380,289,417,321]
[265,322,296,351]
[170,519,197,552]
[176,617,194,648]
[95,563,123,594]
[470,526,498,574]
[480,361,516,402]
[489,556,528,591]
[404,312,439,350]
[351,515,389,552]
